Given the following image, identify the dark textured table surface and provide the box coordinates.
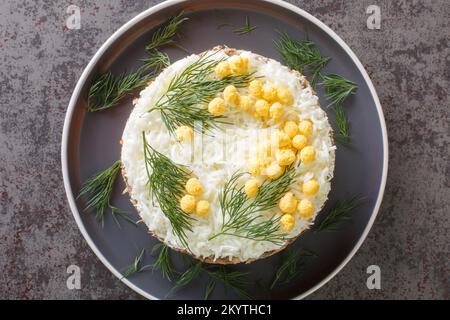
[0,0,448,299]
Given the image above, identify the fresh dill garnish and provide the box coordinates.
[149,51,254,134]
[142,133,194,249]
[141,50,170,74]
[209,167,297,244]
[275,31,330,87]
[314,197,365,232]
[167,261,203,297]
[121,249,151,279]
[204,280,216,300]
[87,13,188,112]
[150,243,176,281]
[321,73,358,107]
[145,12,188,52]
[167,262,251,299]
[206,266,252,299]
[110,205,137,228]
[333,105,351,143]
[234,16,257,35]
[270,248,315,289]
[87,71,148,112]
[77,160,121,224]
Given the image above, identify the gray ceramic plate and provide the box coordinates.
[62,0,388,300]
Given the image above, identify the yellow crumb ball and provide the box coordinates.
[229,56,249,74]
[248,158,261,176]
[238,95,254,112]
[277,87,293,105]
[195,200,210,217]
[271,131,291,148]
[279,192,298,214]
[208,97,226,116]
[248,79,263,98]
[263,83,278,102]
[280,214,295,232]
[185,177,203,196]
[276,148,296,166]
[175,125,193,142]
[214,61,231,78]
[269,102,284,120]
[223,85,239,104]
[254,99,270,118]
[292,134,308,150]
[302,179,320,196]
[180,195,196,213]
[244,179,260,198]
[298,120,313,136]
[298,199,315,219]
[284,120,299,138]
[266,161,285,179]
[299,146,316,163]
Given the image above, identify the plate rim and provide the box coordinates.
[61,0,388,300]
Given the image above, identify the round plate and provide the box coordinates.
[62,0,388,299]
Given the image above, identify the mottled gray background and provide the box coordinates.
[0,0,448,299]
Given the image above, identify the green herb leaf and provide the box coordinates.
[87,13,188,112]
[315,197,365,232]
[167,261,203,297]
[210,167,297,244]
[204,280,216,300]
[121,249,151,279]
[275,31,330,87]
[270,248,315,289]
[77,160,121,224]
[151,243,176,281]
[143,133,194,249]
[87,71,147,112]
[234,16,257,35]
[322,73,358,107]
[110,205,137,228]
[146,12,189,52]
[333,105,351,143]
[149,51,254,134]
[206,266,252,299]
[141,50,170,74]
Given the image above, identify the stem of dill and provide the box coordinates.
[77,160,121,224]
[149,51,254,134]
[142,132,194,249]
[87,12,188,112]
[209,167,296,244]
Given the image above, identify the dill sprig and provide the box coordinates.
[207,266,252,299]
[149,51,254,134]
[142,133,194,248]
[145,12,188,52]
[333,105,351,143]
[322,73,358,107]
[167,261,203,297]
[121,249,151,279]
[87,13,188,112]
[204,280,216,300]
[234,16,257,35]
[78,160,120,223]
[275,31,330,87]
[314,197,365,232]
[167,262,251,299]
[141,50,170,74]
[270,248,316,289]
[87,71,148,112]
[209,167,297,244]
[150,243,176,281]
[110,205,137,228]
